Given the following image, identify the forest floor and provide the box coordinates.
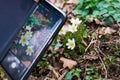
[27,0,120,80]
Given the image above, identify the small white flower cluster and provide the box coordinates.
[19,26,34,56]
[59,18,82,50]
[69,18,82,33]
[59,18,82,35]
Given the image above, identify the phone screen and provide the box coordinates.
[10,4,60,68]
[1,3,63,80]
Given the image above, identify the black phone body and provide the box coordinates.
[1,0,66,80]
[0,0,37,62]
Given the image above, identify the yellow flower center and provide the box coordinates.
[70,42,74,47]
[22,37,27,42]
[71,26,75,30]
[28,48,32,52]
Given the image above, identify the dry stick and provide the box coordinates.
[44,71,53,80]
[49,66,68,80]
[58,70,68,80]
[85,38,97,52]
[96,50,108,80]
[49,66,60,79]
[97,41,107,58]
[95,42,107,80]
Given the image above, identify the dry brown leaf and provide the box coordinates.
[66,0,78,5]
[104,27,116,34]
[60,57,77,69]
[97,27,116,35]
[63,4,76,14]
[88,17,94,23]
[54,0,65,8]
[54,0,78,14]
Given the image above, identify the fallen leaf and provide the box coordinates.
[97,27,116,35]
[88,17,94,23]
[88,18,105,25]
[63,4,76,14]
[54,0,78,14]
[60,57,77,69]
[54,0,65,8]
[104,27,116,34]
[66,0,78,5]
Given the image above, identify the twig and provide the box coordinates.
[49,66,68,80]
[85,38,97,52]
[58,70,68,80]
[49,66,60,79]
[97,41,107,58]
[95,48,108,80]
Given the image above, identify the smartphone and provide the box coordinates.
[0,0,37,62]
[1,0,66,80]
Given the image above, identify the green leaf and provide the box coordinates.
[104,17,114,25]
[73,10,89,16]
[65,72,73,80]
[112,1,120,9]
[100,9,108,15]
[93,10,100,16]
[73,69,82,78]
[113,14,120,22]
[75,0,84,9]
[83,29,89,38]
[97,1,105,9]
[54,42,62,49]
[103,3,110,8]
[79,44,85,54]
[86,75,92,80]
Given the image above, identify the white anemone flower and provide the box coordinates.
[26,46,34,56]
[19,35,29,46]
[68,24,78,33]
[25,31,33,39]
[59,26,68,35]
[26,26,32,31]
[70,18,82,26]
[66,38,75,50]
